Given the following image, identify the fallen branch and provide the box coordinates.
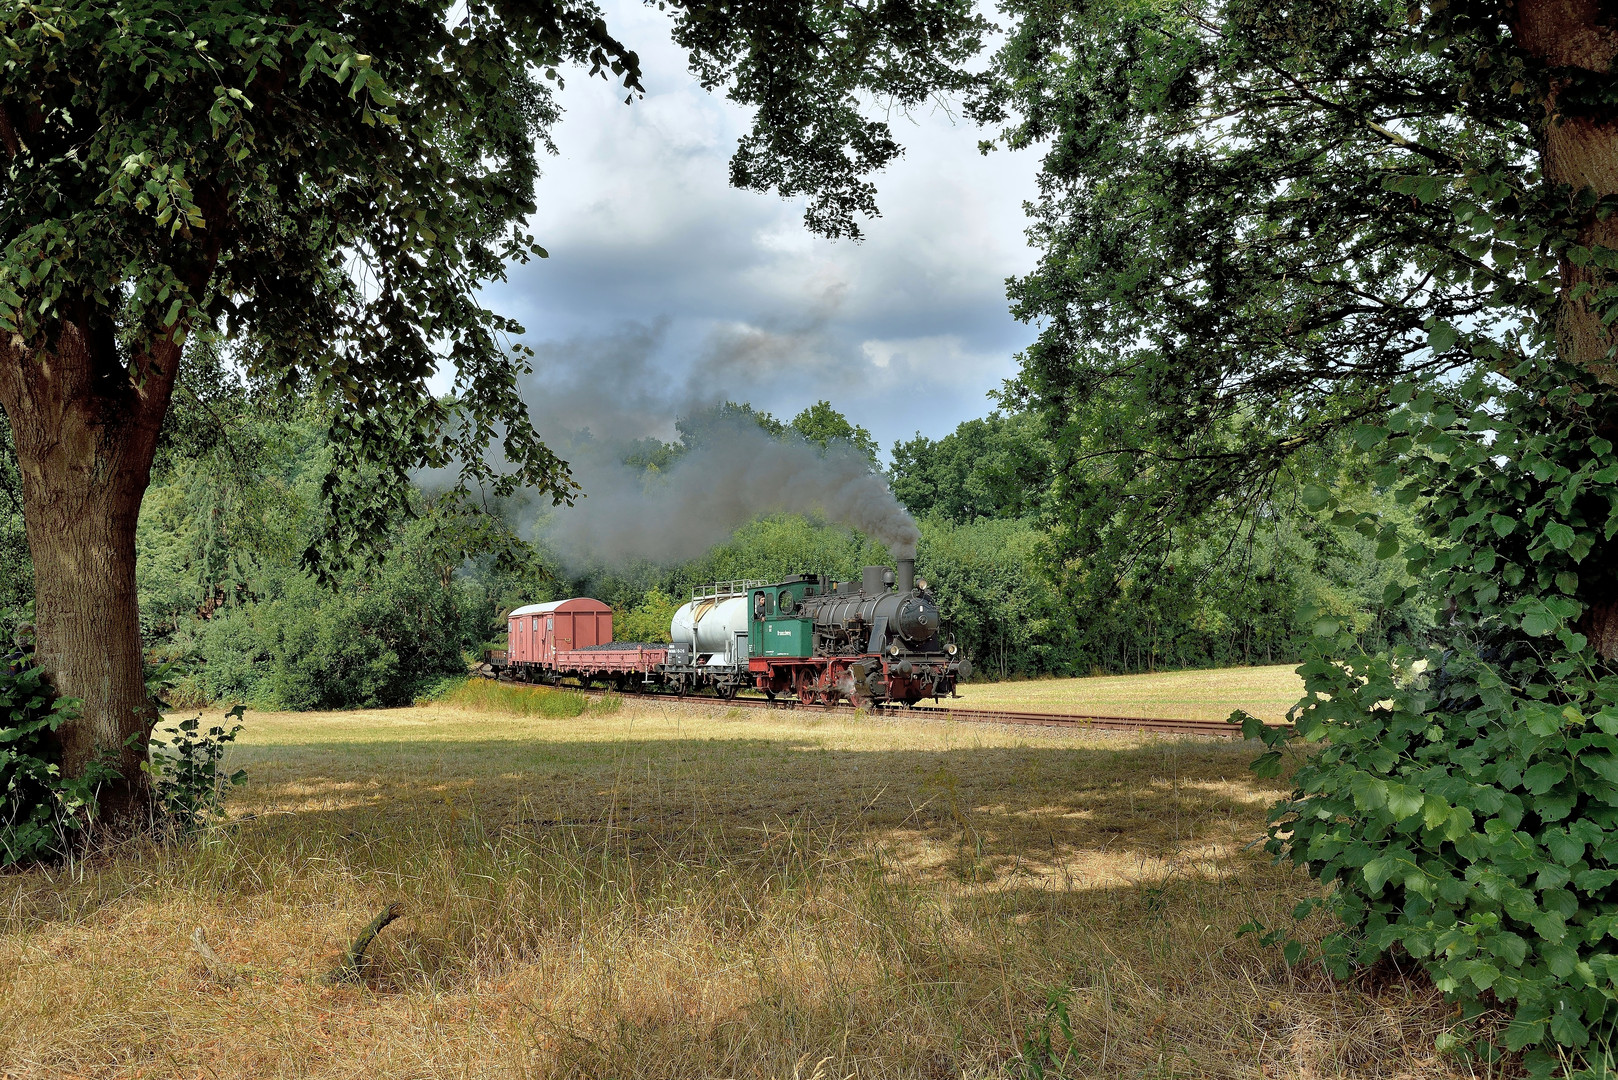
[189,927,241,986]
[321,902,404,984]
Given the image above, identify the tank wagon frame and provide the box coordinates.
[487,559,972,706]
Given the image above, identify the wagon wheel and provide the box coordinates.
[716,682,737,700]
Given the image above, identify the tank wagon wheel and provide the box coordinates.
[716,683,737,701]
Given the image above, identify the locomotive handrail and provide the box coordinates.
[690,580,765,601]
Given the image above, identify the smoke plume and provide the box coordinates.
[541,419,919,567]
[511,317,920,568]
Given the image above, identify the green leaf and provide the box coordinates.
[1521,604,1559,637]
[1487,932,1528,967]
[1362,855,1394,892]
[1545,829,1584,864]
[1353,425,1390,450]
[1583,751,1618,784]
[1386,783,1424,821]
[1300,484,1331,509]
[1249,750,1284,778]
[1465,959,1500,990]
[1428,322,1459,354]
[1523,761,1568,795]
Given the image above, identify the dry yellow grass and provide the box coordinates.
[954,665,1307,723]
[0,697,1484,1079]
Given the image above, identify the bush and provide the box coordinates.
[0,645,110,867]
[1249,645,1618,1077]
[144,707,247,837]
[192,549,482,710]
[1253,369,1618,1077]
[613,588,678,643]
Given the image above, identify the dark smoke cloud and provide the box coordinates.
[540,419,919,567]
[515,314,919,569]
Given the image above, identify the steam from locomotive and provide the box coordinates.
[540,418,920,566]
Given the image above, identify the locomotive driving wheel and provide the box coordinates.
[794,670,817,705]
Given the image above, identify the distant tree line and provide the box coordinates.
[0,373,1425,709]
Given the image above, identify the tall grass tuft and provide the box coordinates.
[435,677,620,718]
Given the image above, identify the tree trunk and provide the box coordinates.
[1512,0,1618,658]
[0,303,180,825]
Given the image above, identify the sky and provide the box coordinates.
[467,0,1043,461]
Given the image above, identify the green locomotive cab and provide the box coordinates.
[750,575,818,658]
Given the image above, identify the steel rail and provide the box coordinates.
[531,679,1266,737]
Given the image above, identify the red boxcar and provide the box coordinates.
[507,598,612,665]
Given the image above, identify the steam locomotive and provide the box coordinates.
[491,557,971,706]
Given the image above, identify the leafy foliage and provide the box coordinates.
[668,0,991,239]
[135,401,496,711]
[979,0,1614,594]
[144,706,246,836]
[2,0,994,573]
[987,0,1618,1068]
[789,400,880,466]
[890,412,1427,676]
[0,0,637,572]
[890,412,1050,524]
[186,532,486,710]
[613,588,679,644]
[1245,360,1618,1074]
[0,641,109,867]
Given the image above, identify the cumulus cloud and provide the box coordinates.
[470,0,1041,455]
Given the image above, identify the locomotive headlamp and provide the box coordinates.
[887,643,901,656]
[945,643,958,656]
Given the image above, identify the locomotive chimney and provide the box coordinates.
[897,557,915,594]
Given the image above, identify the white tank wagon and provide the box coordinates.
[662,580,760,697]
[670,595,750,663]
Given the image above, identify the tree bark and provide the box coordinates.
[1512,0,1618,658]
[0,302,181,825]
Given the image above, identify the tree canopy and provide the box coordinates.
[0,0,993,821]
[985,0,1614,590]
[984,0,1618,1067]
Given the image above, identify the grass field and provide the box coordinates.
[954,665,1307,723]
[1,690,1480,1079]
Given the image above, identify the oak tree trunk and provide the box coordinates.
[1513,0,1618,658]
[0,304,180,826]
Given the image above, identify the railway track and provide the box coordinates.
[557,682,1262,738]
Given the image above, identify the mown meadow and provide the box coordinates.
[1,688,1483,1079]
